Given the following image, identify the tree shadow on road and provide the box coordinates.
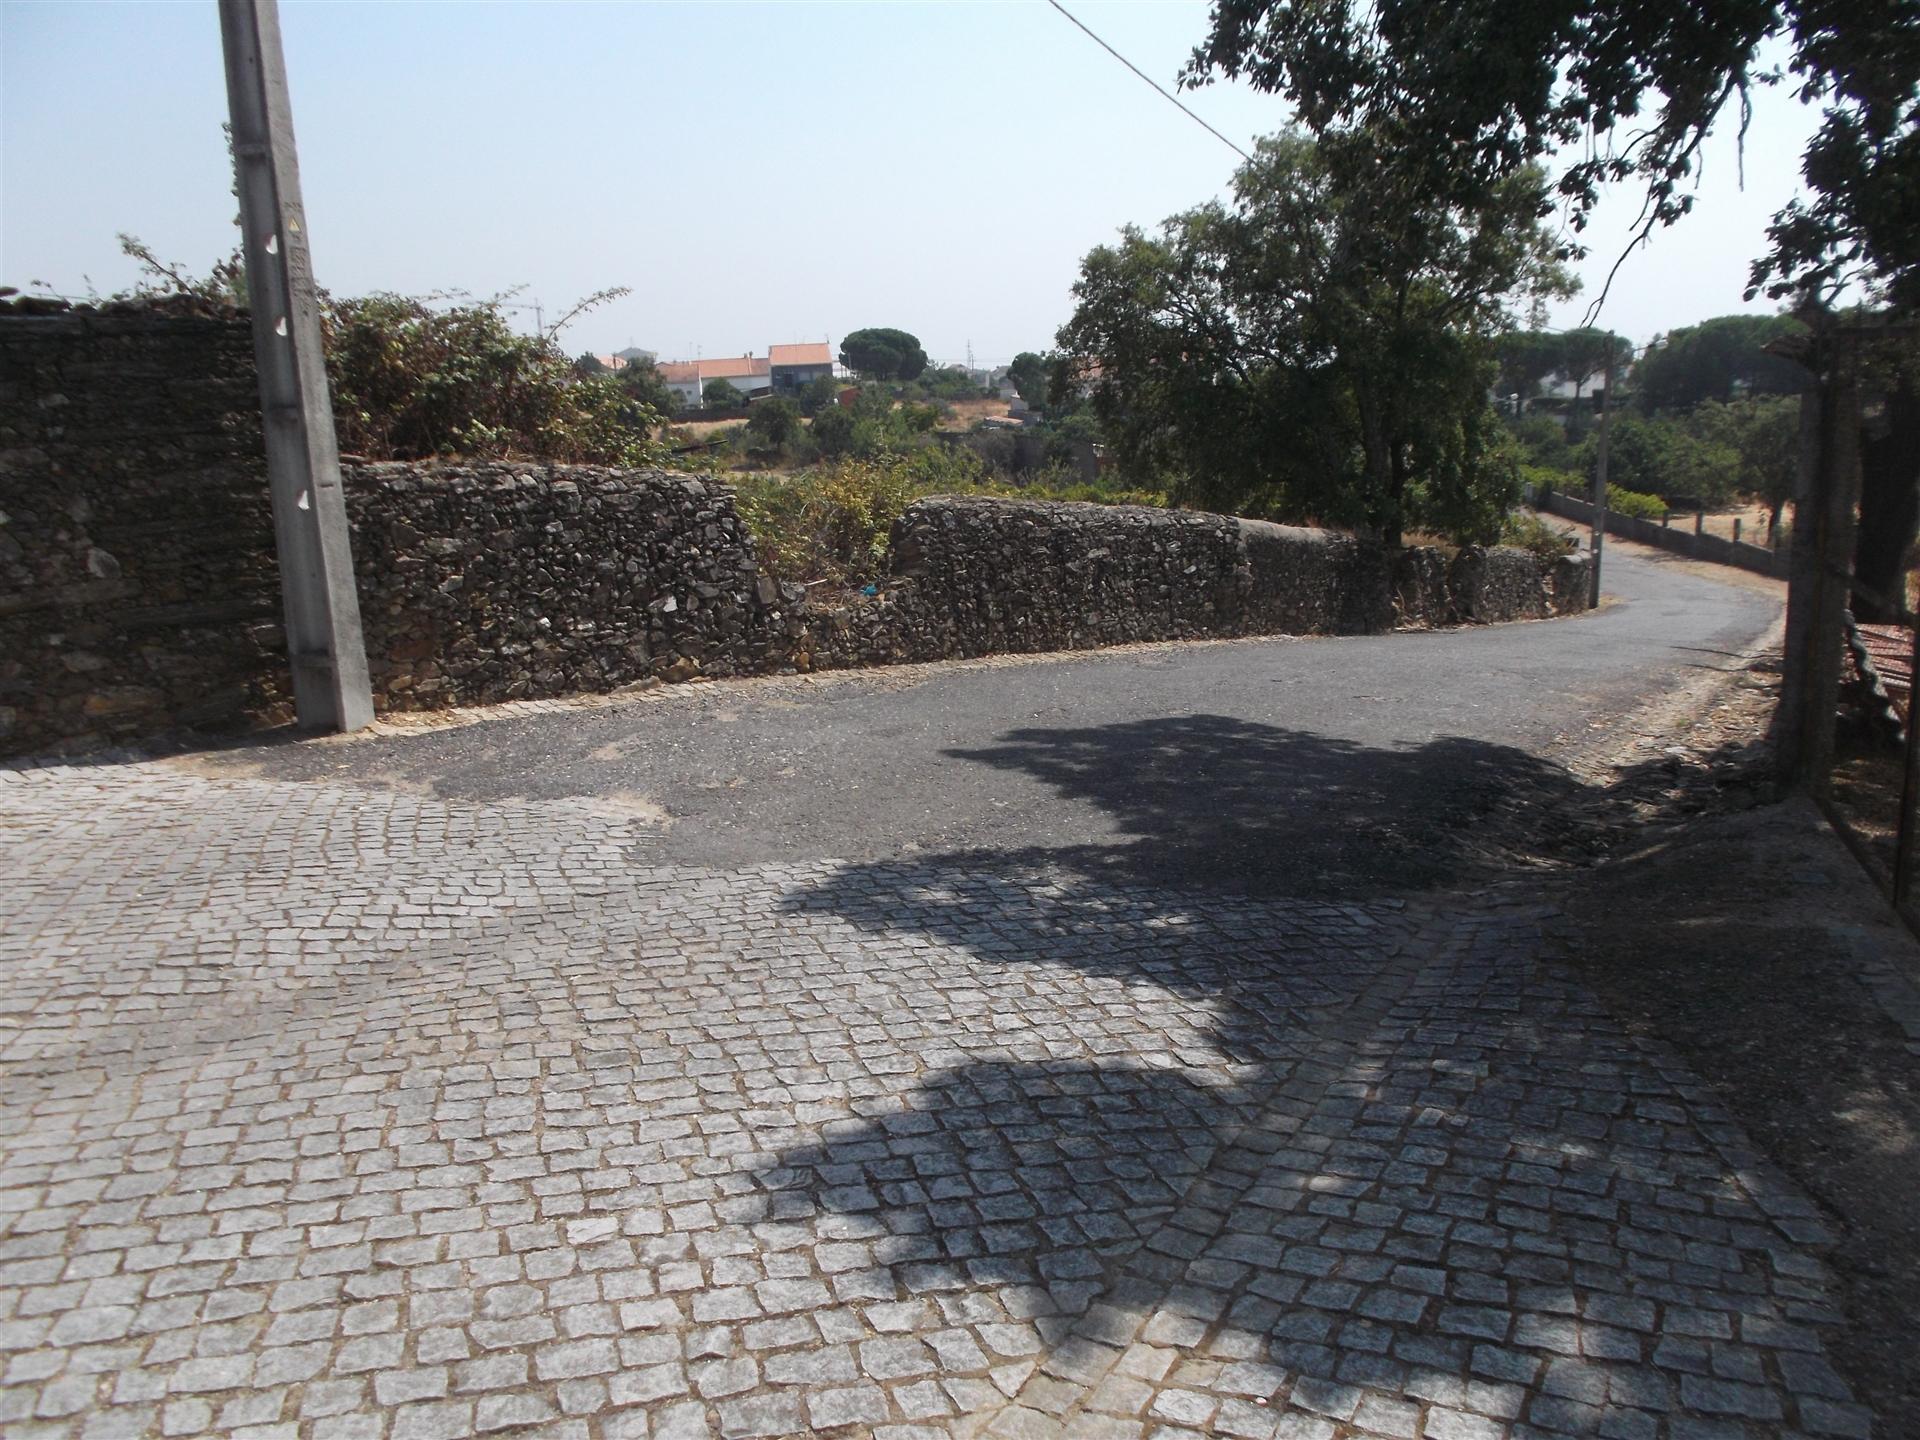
[740,714,1855,1431]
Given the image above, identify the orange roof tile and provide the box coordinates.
[769,343,832,367]
[658,357,770,383]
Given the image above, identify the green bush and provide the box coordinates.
[323,293,662,466]
[732,459,921,589]
[1519,463,1580,501]
[1501,510,1576,558]
[1605,485,1668,520]
[810,404,856,458]
[114,238,662,467]
[745,396,803,452]
[731,446,1170,591]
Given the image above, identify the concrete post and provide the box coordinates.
[219,0,373,732]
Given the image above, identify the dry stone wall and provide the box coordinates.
[345,463,808,710]
[0,301,288,753]
[810,498,1587,669]
[0,303,1589,755]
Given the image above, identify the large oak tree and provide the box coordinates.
[1057,130,1570,547]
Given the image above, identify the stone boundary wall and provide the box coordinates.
[1531,484,1790,579]
[810,498,1589,670]
[0,304,289,753]
[345,464,806,710]
[0,304,1589,754]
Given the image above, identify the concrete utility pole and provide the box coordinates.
[219,0,373,732]
[1587,348,1614,608]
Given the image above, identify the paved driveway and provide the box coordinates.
[1,549,1876,1439]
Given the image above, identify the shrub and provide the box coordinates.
[730,447,1169,591]
[1605,485,1668,520]
[732,459,920,589]
[324,293,662,466]
[114,238,662,467]
[798,375,840,416]
[1501,511,1577,558]
[1520,463,1580,501]
[810,404,856,458]
[745,396,803,451]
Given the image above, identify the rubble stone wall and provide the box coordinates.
[0,305,1588,755]
[809,498,1588,668]
[344,463,806,710]
[0,304,287,753]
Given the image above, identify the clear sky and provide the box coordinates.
[3,1,1823,362]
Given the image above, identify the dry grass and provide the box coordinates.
[936,397,1014,432]
[671,417,749,441]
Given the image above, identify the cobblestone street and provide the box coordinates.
[0,744,1879,1440]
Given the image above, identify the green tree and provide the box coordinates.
[1549,328,1634,438]
[574,352,607,377]
[745,395,803,451]
[1056,129,1570,546]
[839,327,929,382]
[618,359,680,420]
[1007,352,1051,406]
[915,367,984,402]
[1633,315,1813,412]
[798,375,840,416]
[1493,331,1563,413]
[1854,343,1920,618]
[1186,0,1920,307]
[811,403,857,458]
[1715,396,1803,540]
[1588,414,1740,506]
[703,379,744,409]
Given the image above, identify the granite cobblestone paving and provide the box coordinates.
[0,759,1872,1438]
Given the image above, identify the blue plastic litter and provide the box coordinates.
[862,583,878,596]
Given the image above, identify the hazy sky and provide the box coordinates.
[4,2,1823,362]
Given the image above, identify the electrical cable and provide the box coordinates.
[1044,0,1253,164]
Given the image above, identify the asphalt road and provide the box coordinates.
[203,542,1781,897]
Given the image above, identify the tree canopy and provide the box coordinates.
[1187,0,1920,307]
[1632,314,1813,411]
[1057,129,1571,546]
[839,328,929,382]
[1007,352,1051,406]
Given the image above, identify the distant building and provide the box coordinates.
[658,356,772,409]
[614,346,657,366]
[768,343,835,394]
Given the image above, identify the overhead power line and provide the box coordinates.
[1045,0,1253,164]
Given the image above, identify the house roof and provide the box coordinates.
[658,357,771,384]
[769,343,832,368]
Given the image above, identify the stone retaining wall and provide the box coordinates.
[809,498,1589,669]
[0,304,288,752]
[345,463,806,711]
[0,303,1590,754]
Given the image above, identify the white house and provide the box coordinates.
[658,355,773,410]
